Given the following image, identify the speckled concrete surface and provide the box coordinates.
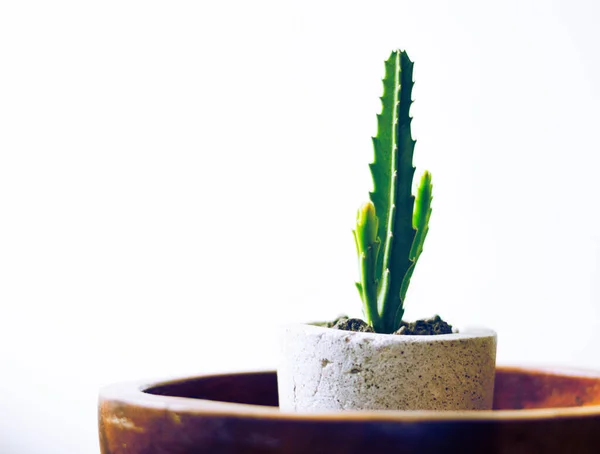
[277,324,497,412]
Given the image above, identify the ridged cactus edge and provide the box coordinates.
[353,50,433,334]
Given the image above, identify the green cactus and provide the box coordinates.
[353,50,433,334]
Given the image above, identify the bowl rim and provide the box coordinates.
[99,365,600,422]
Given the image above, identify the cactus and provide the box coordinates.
[353,50,433,334]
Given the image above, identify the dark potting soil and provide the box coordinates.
[395,315,454,335]
[331,317,374,333]
[319,314,454,335]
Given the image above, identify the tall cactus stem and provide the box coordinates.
[354,50,433,334]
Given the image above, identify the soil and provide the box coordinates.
[332,317,374,333]
[316,314,454,335]
[395,315,454,335]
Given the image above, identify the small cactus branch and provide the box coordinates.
[396,170,433,328]
[410,170,433,265]
[353,202,382,331]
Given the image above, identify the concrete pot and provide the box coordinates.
[278,323,497,411]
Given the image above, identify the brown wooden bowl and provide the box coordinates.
[99,366,600,453]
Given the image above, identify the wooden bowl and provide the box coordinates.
[99,366,600,453]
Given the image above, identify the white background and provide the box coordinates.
[1,0,600,452]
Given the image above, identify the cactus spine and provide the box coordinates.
[353,50,433,334]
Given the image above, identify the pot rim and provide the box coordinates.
[288,322,497,342]
[99,366,600,422]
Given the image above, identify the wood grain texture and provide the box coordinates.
[99,367,600,453]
